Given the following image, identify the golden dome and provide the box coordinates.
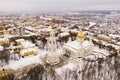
[77,28,85,38]
[77,33,85,38]
[51,29,55,32]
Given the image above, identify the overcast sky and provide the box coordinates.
[0,0,120,11]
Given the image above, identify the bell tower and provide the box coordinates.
[47,29,57,56]
[46,28,60,65]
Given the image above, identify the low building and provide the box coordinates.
[15,39,37,57]
[97,34,112,42]
[20,48,37,57]
[0,38,9,45]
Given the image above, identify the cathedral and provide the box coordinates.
[63,28,94,59]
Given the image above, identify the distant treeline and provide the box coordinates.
[78,10,120,14]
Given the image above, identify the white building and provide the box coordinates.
[63,28,94,59]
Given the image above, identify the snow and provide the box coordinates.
[21,41,35,49]
[25,30,37,35]
[0,46,3,51]
[70,29,79,33]
[64,40,94,50]
[110,44,120,50]
[85,54,96,60]
[25,26,34,31]
[55,63,77,75]
[65,40,82,50]
[0,35,115,75]
[117,42,120,46]
[15,39,25,43]
[2,54,41,70]
[56,44,112,75]
[1,48,47,70]
[89,22,96,25]
[93,46,110,56]
[38,27,51,32]
[109,34,120,38]
[3,34,19,38]
[88,22,96,28]
[0,38,5,41]
[42,17,52,20]
[20,48,36,55]
[82,40,93,48]
[56,44,111,76]
[58,32,70,37]
[0,38,9,41]
[62,63,76,70]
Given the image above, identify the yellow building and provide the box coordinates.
[15,39,37,57]
[0,38,9,45]
[15,39,25,45]
[20,48,37,57]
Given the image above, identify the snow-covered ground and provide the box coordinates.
[0,48,47,70]
[55,62,78,75]
[0,42,112,74]
[55,45,110,76]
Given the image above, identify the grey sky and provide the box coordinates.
[0,0,120,11]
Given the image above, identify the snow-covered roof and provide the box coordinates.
[109,34,120,38]
[25,26,34,30]
[117,42,120,46]
[2,48,47,70]
[60,32,69,36]
[20,48,36,54]
[0,38,9,41]
[15,39,25,43]
[38,28,51,32]
[21,41,35,49]
[64,40,93,50]
[3,54,41,70]
[55,63,77,75]
[0,46,3,51]
[58,32,70,37]
[88,22,96,28]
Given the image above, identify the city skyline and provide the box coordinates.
[0,0,120,12]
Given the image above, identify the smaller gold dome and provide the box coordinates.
[77,28,85,38]
[51,29,55,32]
[77,33,85,38]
